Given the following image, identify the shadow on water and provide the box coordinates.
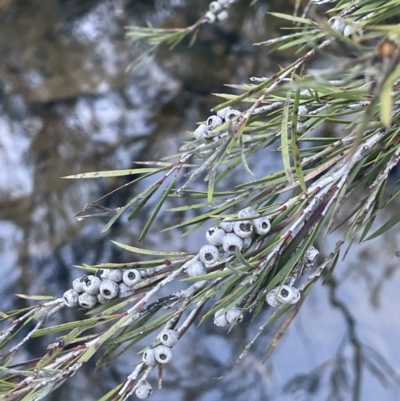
[0,1,400,400]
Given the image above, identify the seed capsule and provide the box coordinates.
[187,260,207,277]
[72,277,85,293]
[222,233,243,253]
[329,16,346,34]
[159,329,179,347]
[142,348,157,367]
[204,10,216,23]
[194,123,208,140]
[233,220,253,239]
[225,108,241,119]
[238,207,258,219]
[122,269,141,286]
[242,236,252,249]
[207,115,223,130]
[219,219,234,233]
[118,282,135,298]
[216,10,229,21]
[266,285,301,307]
[97,293,108,304]
[63,289,79,308]
[209,1,222,12]
[99,279,119,300]
[135,380,153,399]
[216,106,233,120]
[253,216,271,235]
[78,292,97,308]
[213,312,229,327]
[297,105,308,122]
[199,244,219,266]
[226,307,243,324]
[82,275,101,295]
[101,269,122,282]
[154,345,172,364]
[206,226,226,246]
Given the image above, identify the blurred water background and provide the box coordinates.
[1,1,400,400]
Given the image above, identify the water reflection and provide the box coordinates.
[0,1,400,401]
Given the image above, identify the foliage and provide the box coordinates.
[2,0,400,400]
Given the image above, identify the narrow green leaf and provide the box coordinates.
[380,64,400,127]
[111,240,189,257]
[268,12,311,25]
[364,209,400,241]
[281,92,293,185]
[291,92,307,193]
[139,175,177,241]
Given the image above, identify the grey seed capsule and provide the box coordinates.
[78,292,97,308]
[72,277,85,293]
[154,345,172,364]
[238,207,258,219]
[207,115,223,130]
[209,1,222,12]
[101,269,122,282]
[266,285,300,307]
[99,279,119,300]
[297,105,308,122]
[122,269,141,286]
[226,307,243,324]
[199,244,220,265]
[118,282,135,298]
[253,216,271,235]
[82,275,101,295]
[159,329,179,347]
[63,289,79,308]
[297,121,306,134]
[243,236,252,249]
[142,348,157,367]
[135,380,153,399]
[225,108,241,119]
[343,23,362,37]
[206,226,226,246]
[222,233,243,254]
[329,16,346,34]
[97,293,108,304]
[233,220,253,239]
[187,260,207,277]
[204,10,216,23]
[194,123,208,140]
[216,10,229,21]
[214,312,229,327]
[219,219,234,232]
[216,106,233,120]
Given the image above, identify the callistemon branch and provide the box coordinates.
[2,1,400,400]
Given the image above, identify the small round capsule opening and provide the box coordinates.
[281,289,289,297]
[228,245,236,252]
[240,223,251,231]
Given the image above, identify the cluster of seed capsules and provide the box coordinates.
[134,328,181,398]
[203,0,237,23]
[193,105,241,141]
[63,268,140,309]
[329,16,363,37]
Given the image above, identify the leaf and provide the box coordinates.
[268,12,312,25]
[15,295,56,301]
[281,92,294,185]
[364,209,400,241]
[291,91,307,193]
[139,175,177,240]
[111,240,189,257]
[62,168,161,179]
[380,64,400,127]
